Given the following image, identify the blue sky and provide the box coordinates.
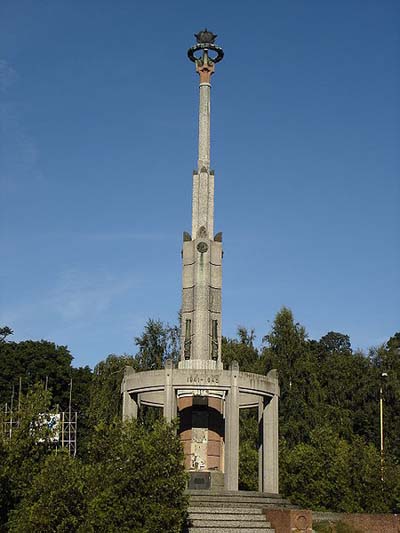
[1,1,399,368]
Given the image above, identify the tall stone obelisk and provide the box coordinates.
[180,30,224,370]
[121,32,280,490]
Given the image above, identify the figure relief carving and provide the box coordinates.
[211,319,218,360]
[184,319,192,359]
[197,226,208,238]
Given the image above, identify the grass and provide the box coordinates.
[313,520,361,533]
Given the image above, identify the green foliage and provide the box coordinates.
[370,333,400,461]
[263,307,323,445]
[239,440,258,491]
[0,328,13,344]
[82,419,187,533]
[0,385,54,529]
[314,521,361,533]
[280,428,351,511]
[226,310,400,513]
[70,365,93,454]
[239,409,259,491]
[319,332,352,357]
[88,354,135,427]
[8,453,87,533]
[1,316,399,522]
[222,327,261,372]
[280,426,398,513]
[87,318,180,432]
[134,318,180,371]
[0,340,73,409]
[1,398,187,532]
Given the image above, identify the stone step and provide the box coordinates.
[188,492,293,509]
[187,490,283,497]
[188,489,290,499]
[189,527,275,533]
[186,491,282,532]
[189,507,264,515]
[189,512,270,523]
[191,519,271,527]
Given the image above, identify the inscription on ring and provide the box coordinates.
[187,375,220,385]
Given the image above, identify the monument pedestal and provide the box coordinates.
[121,362,280,494]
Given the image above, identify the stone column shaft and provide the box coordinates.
[164,361,176,422]
[122,391,138,420]
[225,363,239,490]
[198,82,211,170]
[258,396,264,492]
[263,395,279,493]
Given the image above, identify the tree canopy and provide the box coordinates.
[1,311,399,525]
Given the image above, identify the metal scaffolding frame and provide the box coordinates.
[2,378,78,456]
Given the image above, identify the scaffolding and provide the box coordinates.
[1,378,78,456]
[60,410,78,456]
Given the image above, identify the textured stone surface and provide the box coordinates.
[197,84,211,170]
[121,34,281,496]
[186,490,295,508]
[187,496,277,532]
[265,509,312,533]
[313,512,400,533]
[189,527,275,533]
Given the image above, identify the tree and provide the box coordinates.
[280,427,392,513]
[82,419,187,533]
[222,326,260,372]
[319,331,352,358]
[8,453,87,533]
[88,354,135,427]
[370,333,400,461]
[70,365,93,456]
[0,327,13,343]
[317,335,377,441]
[5,418,189,533]
[262,307,323,445]
[134,318,180,371]
[0,385,54,529]
[0,340,73,409]
[239,409,259,491]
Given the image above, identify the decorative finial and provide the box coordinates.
[194,29,217,44]
[187,28,224,66]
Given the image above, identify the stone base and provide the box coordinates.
[185,491,297,533]
[210,471,224,490]
[188,471,225,491]
[264,509,312,533]
[186,489,294,508]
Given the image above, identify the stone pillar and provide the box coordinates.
[121,366,138,421]
[258,396,264,492]
[163,360,177,422]
[198,82,211,170]
[225,361,239,490]
[263,395,279,494]
[122,390,138,420]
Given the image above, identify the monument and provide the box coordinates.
[121,30,279,493]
